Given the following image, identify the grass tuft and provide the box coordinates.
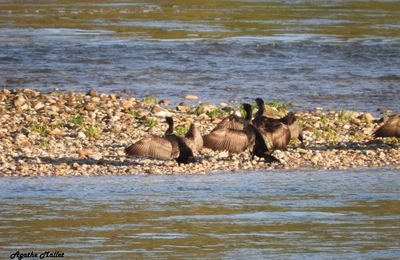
[29,122,48,137]
[194,107,205,116]
[206,108,225,119]
[144,118,158,128]
[129,110,140,118]
[68,115,84,126]
[338,110,353,121]
[175,126,189,136]
[266,100,290,110]
[38,139,49,149]
[143,95,157,105]
[84,124,100,138]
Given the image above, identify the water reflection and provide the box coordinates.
[1,169,400,258]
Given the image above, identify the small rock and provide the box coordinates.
[197,102,217,112]
[21,127,30,136]
[85,103,96,111]
[34,102,45,111]
[176,105,191,113]
[122,101,133,110]
[49,128,63,136]
[196,114,209,121]
[14,133,27,145]
[159,99,172,106]
[117,149,125,156]
[77,132,86,139]
[310,156,319,165]
[78,150,90,158]
[184,95,198,100]
[13,95,26,108]
[89,153,102,160]
[91,96,101,103]
[56,163,69,170]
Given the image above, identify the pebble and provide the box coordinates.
[184,95,198,100]
[77,132,86,139]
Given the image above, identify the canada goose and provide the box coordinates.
[373,114,400,138]
[125,117,194,164]
[184,122,203,153]
[204,103,279,162]
[257,119,291,150]
[254,98,304,148]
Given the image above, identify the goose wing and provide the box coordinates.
[185,123,203,152]
[125,135,173,160]
[258,122,290,150]
[204,129,249,153]
[214,114,244,131]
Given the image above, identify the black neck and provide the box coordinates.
[258,104,265,114]
[166,118,174,134]
[244,106,252,122]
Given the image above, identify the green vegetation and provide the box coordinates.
[195,107,226,118]
[129,110,141,118]
[68,115,84,126]
[319,113,329,125]
[194,107,205,116]
[314,129,323,139]
[84,124,100,138]
[144,117,158,128]
[324,127,339,144]
[29,122,48,137]
[386,137,400,145]
[38,139,49,149]
[222,106,234,113]
[266,100,290,111]
[238,104,247,118]
[143,95,157,105]
[175,126,189,136]
[206,108,225,119]
[338,110,353,121]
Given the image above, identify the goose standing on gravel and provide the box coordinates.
[254,98,304,149]
[373,114,400,138]
[125,117,199,164]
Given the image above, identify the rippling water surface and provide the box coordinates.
[1,169,400,258]
[1,0,400,111]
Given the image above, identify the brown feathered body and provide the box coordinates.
[203,123,256,153]
[125,117,195,163]
[373,114,400,138]
[257,120,291,150]
[204,105,254,153]
[203,104,279,162]
[253,98,303,149]
[183,123,203,154]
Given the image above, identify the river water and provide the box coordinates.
[1,0,399,112]
[1,169,400,258]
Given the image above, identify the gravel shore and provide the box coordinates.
[1,88,399,176]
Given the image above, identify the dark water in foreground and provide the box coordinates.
[1,169,400,259]
[1,0,400,112]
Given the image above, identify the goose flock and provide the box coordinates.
[125,98,400,164]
